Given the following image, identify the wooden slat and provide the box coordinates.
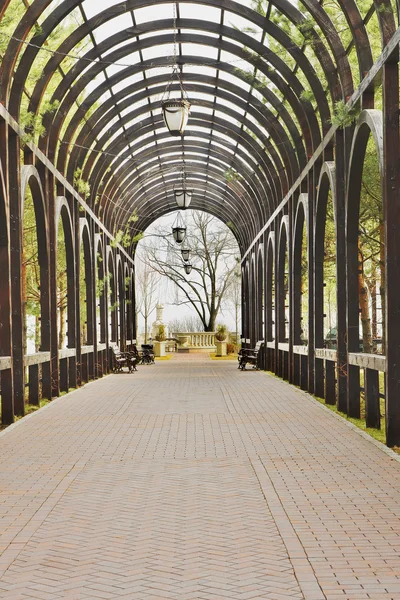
[348,352,386,372]
[0,356,12,370]
[24,352,51,366]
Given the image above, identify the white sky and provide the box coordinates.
[135,211,240,333]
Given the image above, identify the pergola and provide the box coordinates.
[0,0,400,445]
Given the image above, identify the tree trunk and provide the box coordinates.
[58,279,65,349]
[366,272,377,353]
[35,315,40,353]
[144,314,148,343]
[358,245,372,353]
[22,250,27,359]
[379,221,386,352]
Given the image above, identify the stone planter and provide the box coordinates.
[215,341,227,357]
[154,341,166,357]
[177,334,190,347]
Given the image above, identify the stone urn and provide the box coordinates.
[177,334,190,348]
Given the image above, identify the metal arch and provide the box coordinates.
[47,51,319,164]
[41,34,325,157]
[10,5,333,122]
[336,0,373,81]
[99,136,270,203]
[95,142,270,227]
[87,116,282,230]
[78,217,92,250]
[105,151,268,234]
[20,165,46,222]
[373,0,397,46]
[136,203,249,254]
[101,157,263,230]
[24,2,347,115]
[296,193,309,236]
[104,160,269,236]
[64,75,307,177]
[114,186,259,247]
[293,195,308,261]
[108,171,262,246]
[78,99,294,196]
[62,81,305,186]
[1,0,361,117]
[300,0,353,99]
[349,110,384,178]
[86,118,280,216]
[315,162,337,233]
[86,117,278,218]
[106,160,263,222]
[346,110,383,244]
[55,196,73,241]
[99,142,271,223]
[0,157,8,247]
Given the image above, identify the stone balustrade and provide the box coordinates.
[172,332,216,352]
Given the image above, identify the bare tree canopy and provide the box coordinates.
[135,258,159,342]
[140,211,240,332]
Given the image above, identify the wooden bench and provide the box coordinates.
[110,343,139,373]
[238,341,264,371]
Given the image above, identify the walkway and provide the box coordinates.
[0,355,400,600]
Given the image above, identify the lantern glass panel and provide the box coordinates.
[184,264,192,275]
[181,248,190,262]
[175,189,192,209]
[162,100,190,136]
[172,227,186,243]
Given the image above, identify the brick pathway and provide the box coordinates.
[0,354,400,600]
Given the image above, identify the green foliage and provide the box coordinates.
[224,168,242,183]
[298,17,316,41]
[300,89,314,103]
[215,323,227,341]
[330,100,360,129]
[378,3,393,14]
[132,232,144,243]
[19,111,46,145]
[251,0,265,16]
[109,301,119,313]
[74,168,91,199]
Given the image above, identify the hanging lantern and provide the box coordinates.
[162,98,191,136]
[183,263,192,275]
[172,212,186,244]
[174,188,192,209]
[181,247,190,262]
[181,238,191,262]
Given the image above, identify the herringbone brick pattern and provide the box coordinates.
[0,353,399,599]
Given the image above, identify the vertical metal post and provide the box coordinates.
[383,50,400,446]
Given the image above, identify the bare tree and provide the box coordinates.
[143,212,239,332]
[135,255,159,342]
[169,315,205,333]
[224,266,241,342]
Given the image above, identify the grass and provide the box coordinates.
[209,353,238,360]
[313,395,392,446]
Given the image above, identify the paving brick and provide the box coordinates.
[0,354,399,598]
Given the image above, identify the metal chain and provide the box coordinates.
[173,2,177,66]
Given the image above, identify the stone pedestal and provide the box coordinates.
[215,341,227,357]
[154,341,166,357]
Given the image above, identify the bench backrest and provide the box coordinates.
[110,342,122,356]
[254,340,264,352]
